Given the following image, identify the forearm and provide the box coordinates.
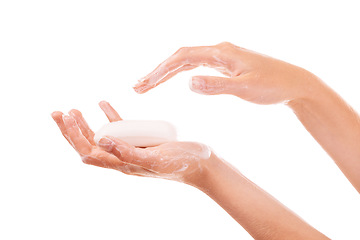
[196,155,329,240]
[287,75,360,192]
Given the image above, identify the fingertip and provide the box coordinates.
[98,101,113,114]
[189,76,208,94]
[190,76,205,90]
[68,109,81,117]
[98,100,109,108]
[100,136,134,160]
[133,88,146,94]
[97,136,115,151]
[51,111,63,120]
[133,86,141,93]
[133,82,149,94]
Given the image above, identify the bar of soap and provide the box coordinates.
[94,120,177,147]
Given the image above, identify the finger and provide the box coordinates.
[83,150,158,177]
[63,115,92,155]
[51,111,71,144]
[69,109,95,145]
[99,101,122,122]
[81,150,125,169]
[134,64,196,93]
[97,137,157,170]
[134,45,226,93]
[189,75,237,95]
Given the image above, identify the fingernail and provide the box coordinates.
[98,137,114,151]
[133,85,147,94]
[51,111,61,120]
[190,77,205,92]
[98,100,108,107]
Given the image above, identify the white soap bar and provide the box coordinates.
[94,120,177,147]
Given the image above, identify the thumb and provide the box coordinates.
[189,75,235,95]
[97,136,155,170]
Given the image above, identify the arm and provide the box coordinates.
[52,101,329,239]
[134,42,360,192]
[199,155,329,240]
[287,77,360,192]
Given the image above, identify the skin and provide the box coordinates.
[52,101,329,239]
[51,101,213,184]
[134,42,360,193]
[52,42,360,239]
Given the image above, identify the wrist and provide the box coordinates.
[185,152,224,190]
[190,152,238,194]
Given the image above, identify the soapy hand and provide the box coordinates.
[134,42,317,104]
[134,42,360,193]
[51,103,331,239]
[52,101,213,185]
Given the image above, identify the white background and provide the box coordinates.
[1,0,359,239]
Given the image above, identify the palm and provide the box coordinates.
[138,142,210,176]
[52,101,211,182]
[52,102,155,176]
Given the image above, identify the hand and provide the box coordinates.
[51,102,330,239]
[133,42,360,193]
[134,42,318,105]
[51,101,214,186]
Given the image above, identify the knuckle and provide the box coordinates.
[217,41,234,48]
[177,46,190,54]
